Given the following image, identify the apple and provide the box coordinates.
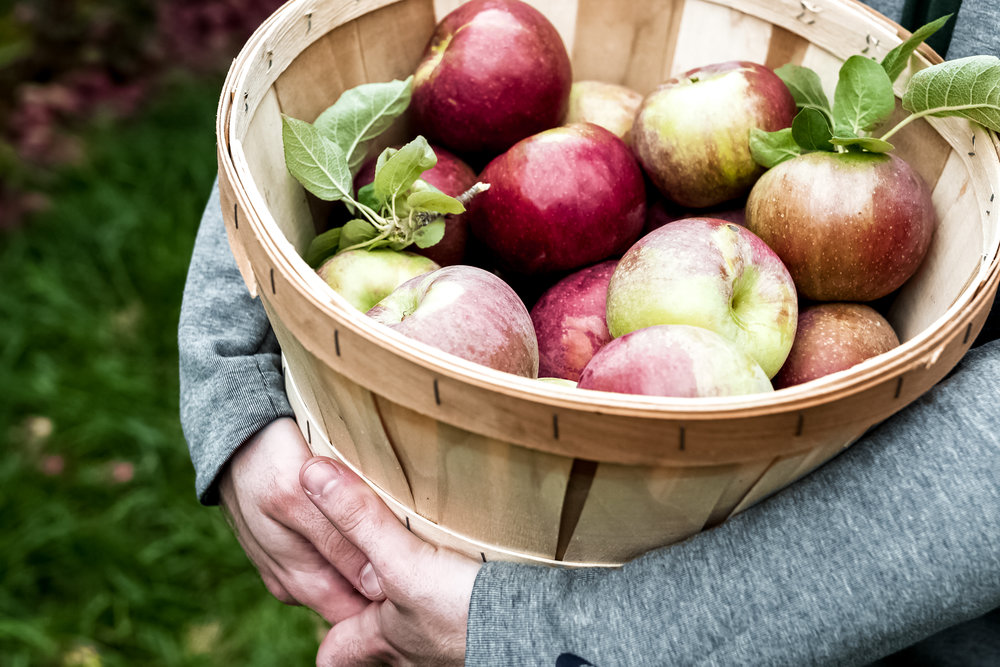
[469,122,646,275]
[564,80,644,143]
[745,150,936,302]
[606,217,797,378]
[773,302,900,389]
[354,144,478,266]
[316,248,439,312]
[366,264,539,377]
[632,61,796,208]
[577,324,773,398]
[410,0,572,156]
[530,259,617,382]
[537,377,577,388]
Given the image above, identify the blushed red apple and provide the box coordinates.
[530,259,617,381]
[773,302,900,389]
[606,217,797,378]
[410,0,572,155]
[632,61,796,208]
[577,324,773,398]
[366,264,539,377]
[745,151,936,302]
[469,122,646,275]
[354,144,478,266]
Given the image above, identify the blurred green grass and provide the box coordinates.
[0,74,321,666]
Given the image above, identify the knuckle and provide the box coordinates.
[262,482,306,520]
[334,489,381,536]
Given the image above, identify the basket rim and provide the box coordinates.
[215,0,1000,423]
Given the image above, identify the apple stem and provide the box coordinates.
[879,111,923,143]
[457,182,490,207]
[355,200,392,231]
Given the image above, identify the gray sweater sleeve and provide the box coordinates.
[178,182,294,505]
[466,341,1000,665]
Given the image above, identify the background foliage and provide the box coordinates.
[1,1,326,664]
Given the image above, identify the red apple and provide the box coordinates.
[745,151,936,302]
[773,302,900,389]
[469,122,646,275]
[530,260,617,382]
[410,0,572,156]
[366,265,539,377]
[354,144,478,266]
[316,248,439,312]
[564,80,644,144]
[577,324,773,398]
[606,217,797,378]
[632,61,796,208]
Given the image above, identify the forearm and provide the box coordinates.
[468,340,1000,666]
[178,181,294,505]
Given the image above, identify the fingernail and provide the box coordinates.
[302,459,341,497]
[359,561,383,599]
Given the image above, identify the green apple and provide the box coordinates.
[316,248,439,312]
[606,217,797,378]
[564,80,644,143]
[632,60,796,208]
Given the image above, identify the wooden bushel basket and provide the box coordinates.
[216,0,1000,566]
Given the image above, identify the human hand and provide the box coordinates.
[300,456,482,666]
[218,417,372,624]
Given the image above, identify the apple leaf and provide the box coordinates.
[337,219,380,253]
[776,64,832,120]
[881,14,952,84]
[407,188,465,215]
[314,77,413,175]
[356,182,381,211]
[373,136,438,204]
[281,115,354,202]
[412,220,446,248]
[375,145,397,175]
[832,55,896,137]
[304,228,343,267]
[791,107,834,151]
[829,135,895,152]
[901,55,1000,131]
[749,127,803,168]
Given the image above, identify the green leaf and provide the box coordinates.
[407,188,465,215]
[881,14,952,84]
[356,182,381,211]
[749,127,804,168]
[901,55,1000,132]
[791,108,834,151]
[304,228,343,267]
[775,64,832,119]
[314,77,413,174]
[281,115,354,202]
[829,135,895,152]
[413,220,446,248]
[832,55,896,137]
[375,146,397,174]
[373,136,437,204]
[337,219,380,252]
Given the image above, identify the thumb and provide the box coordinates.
[300,457,432,598]
[315,602,398,667]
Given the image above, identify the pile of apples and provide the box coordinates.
[320,0,933,399]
